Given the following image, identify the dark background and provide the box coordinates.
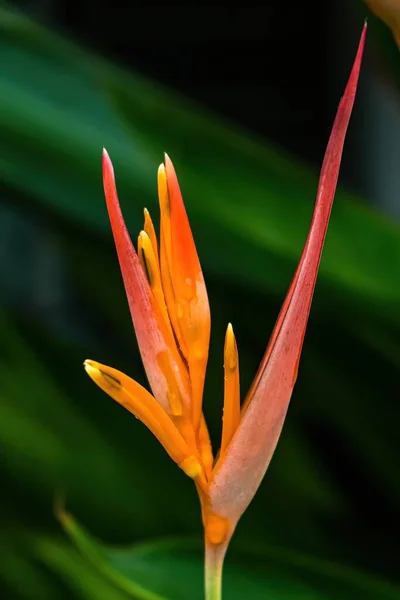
[1,2,400,599]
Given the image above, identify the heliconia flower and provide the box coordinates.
[84,24,366,600]
[365,0,400,46]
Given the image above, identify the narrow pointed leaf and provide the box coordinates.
[209,25,366,524]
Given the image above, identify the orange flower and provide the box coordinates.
[85,25,366,600]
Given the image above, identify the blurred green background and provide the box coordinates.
[1,2,400,599]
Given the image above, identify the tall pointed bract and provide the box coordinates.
[102,151,191,419]
[207,24,366,530]
[159,155,211,434]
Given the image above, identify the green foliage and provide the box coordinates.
[1,7,400,599]
[54,513,400,600]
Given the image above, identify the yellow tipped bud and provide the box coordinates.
[220,323,241,454]
[84,361,121,391]
[225,323,238,371]
[143,208,159,269]
[138,231,155,286]
[138,231,175,342]
[84,359,192,467]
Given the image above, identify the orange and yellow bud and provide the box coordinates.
[159,156,211,434]
[84,360,205,486]
[220,324,240,456]
[143,208,159,269]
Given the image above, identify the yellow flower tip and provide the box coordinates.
[138,230,149,243]
[143,208,151,232]
[179,455,203,479]
[84,359,101,381]
[84,359,121,392]
[224,323,238,371]
[138,230,159,285]
[158,163,167,199]
[138,231,151,283]
[205,513,230,545]
[220,323,241,454]
[143,208,159,268]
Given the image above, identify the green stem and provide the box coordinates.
[204,541,227,600]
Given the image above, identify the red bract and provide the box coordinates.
[208,24,367,534]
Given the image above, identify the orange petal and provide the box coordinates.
[162,155,211,433]
[220,324,240,454]
[84,360,203,481]
[158,164,188,358]
[209,25,366,524]
[102,150,190,415]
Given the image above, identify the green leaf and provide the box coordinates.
[35,536,131,600]
[59,513,400,600]
[0,535,57,600]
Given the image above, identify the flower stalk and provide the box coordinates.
[204,541,228,600]
[84,24,366,599]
